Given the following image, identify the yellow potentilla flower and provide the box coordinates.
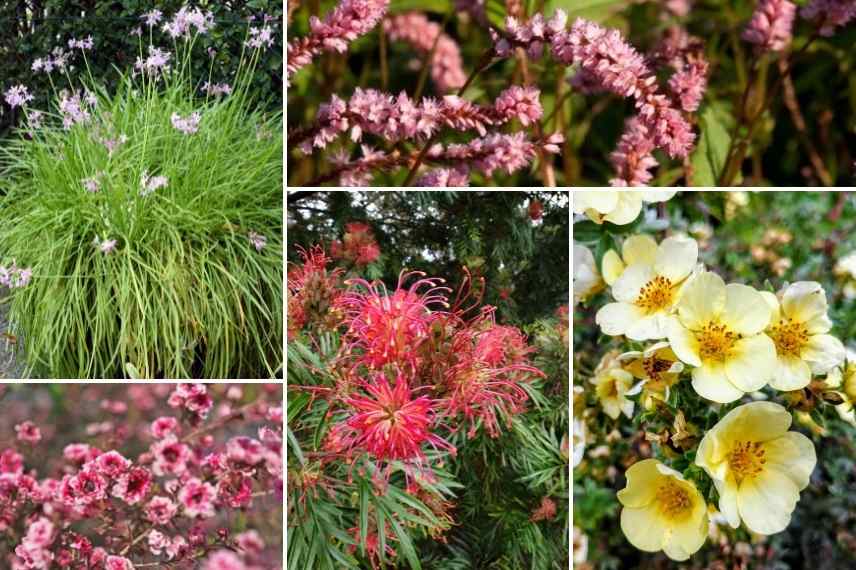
[667,271,776,403]
[591,351,635,419]
[601,234,659,286]
[573,191,676,225]
[759,282,845,391]
[573,242,604,305]
[617,459,708,561]
[620,341,684,391]
[695,402,816,535]
[822,353,856,426]
[596,236,698,341]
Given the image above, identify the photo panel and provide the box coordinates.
[286,190,570,568]
[573,190,856,568]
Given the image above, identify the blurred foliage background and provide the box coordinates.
[287,190,569,324]
[574,191,856,569]
[287,0,856,186]
[0,0,283,139]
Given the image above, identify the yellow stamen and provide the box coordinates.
[636,276,675,314]
[768,318,809,357]
[728,440,767,483]
[697,321,740,362]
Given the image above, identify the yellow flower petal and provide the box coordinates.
[737,469,799,535]
[677,272,726,330]
[654,237,698,283]
[770,355,812,391]
[802,333,845,374]
[722,284,771,335]
[622,234,658,266]
[724,334,776,392]
[666,320,702,367]
[621,506,668,552]
[616,459,661,508]
[691,363,745,403]
[601,249,625,286]
[612,264,656,303]
[596,302,646,337]
[781,281,827,323]
[625,313,678,342]
[763,432,816,490]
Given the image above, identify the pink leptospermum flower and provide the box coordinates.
[4,84,34,108]
[104,555,135,570]
[15,421,42,443]
[743,0,797,52]
[202,550,247,570]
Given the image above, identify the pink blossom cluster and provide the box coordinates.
[140,170,169,197]
[1,383,282,569]
[68,35,95,51]
[383,12,466,93]
[743,0,797,51]
[0,261,33,288]
[171,111,201,135]
[246,25,276,50]
[248,231,267,252]
[609,118,658,186]
[493,12,698,159]
[667,59,709,112]
[287,0,390,82]
[162,5,215,38]
[331,222,381,265]
[4,85,34,109]
[203,82,233,97]
[299,86,543,153]
[437,132,561,177]
[31,47,71,74]
[801,0,856,35]
[134,46,172,77]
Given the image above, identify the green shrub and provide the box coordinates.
[0,34,283,379]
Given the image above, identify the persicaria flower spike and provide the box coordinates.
[801,0,856,36]
[743,0,797,52]
[287,0,390,82]
[383,12,466,93]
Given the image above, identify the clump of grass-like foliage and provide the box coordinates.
[0,35,282,379]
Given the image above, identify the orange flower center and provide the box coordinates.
[656,480,693,520]
[696,321,740,362]
[768,318,809,358]
[636,275,675,314]
[728,440,767,483]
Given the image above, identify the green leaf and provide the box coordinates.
[545,0,630,21]
[388,0,452,14]
[690,102,734,186]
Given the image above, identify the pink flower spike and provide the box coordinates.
[493,85,543,126]
[743,0,797,52]
[609,117,659,187]
[801,0,856,36]
[384,13,466,92]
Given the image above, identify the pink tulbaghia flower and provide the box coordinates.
[801,0,856,35]
[287,0,390,82]
[246,25,275,50]
[59,91,92,129]
[82,174,101,193]
[141,9,163,27]
[134,46,172,77]
[609,117,658,187]
[0,262,33,288]
[334,372,454,461]
[335,271,451,369]
[93,237,118,254]
[383,12,466,92]
[162,5,215,38]
[4,84,34,108]
[140,170,168,196]
[248,231,267,252]
[743,0,797,51]
[68,35,94,50]
[202,82,232,97]
[171,111,201,135]
[331,222,381,266]
[415,167,471,187]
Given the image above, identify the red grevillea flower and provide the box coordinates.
[444,323,542,438]
[287,245,344,339]
[337,271,450,369]
[339,372,454,461]
[331,222,381,266]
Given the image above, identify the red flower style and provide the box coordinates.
[331,221,381,266]
[444,323,542,438]
[336,271,450,369]
[337,372,454,462]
